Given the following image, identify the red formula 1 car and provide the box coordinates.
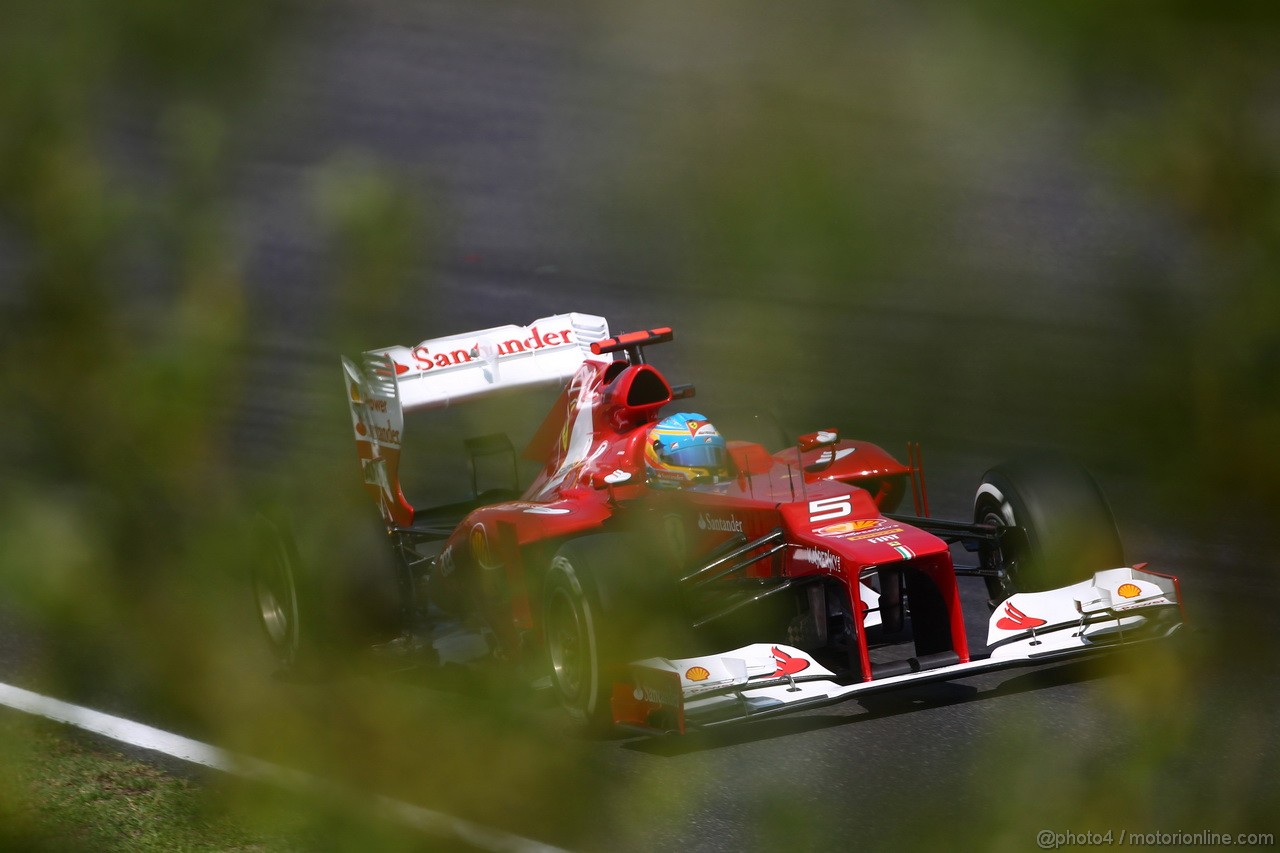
[252,313,1184,734]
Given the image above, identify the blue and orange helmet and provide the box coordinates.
[645,412,730,488]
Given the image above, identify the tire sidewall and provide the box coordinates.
[974,479,1021,599]
[251,514,403,675]
[252,515,306,669]
[543,553,604,725]
[974,454,1124,595]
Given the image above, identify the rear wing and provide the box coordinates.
[341,313,610,526]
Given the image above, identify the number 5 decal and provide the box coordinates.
[809,495,852,523]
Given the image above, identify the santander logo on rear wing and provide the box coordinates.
[369,313,610,412]
[340,313,611,527]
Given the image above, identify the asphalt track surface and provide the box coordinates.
[3,3,1278,851]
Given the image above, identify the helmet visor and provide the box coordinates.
[664,443,727,471]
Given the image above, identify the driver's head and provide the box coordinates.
[645,412,730,488]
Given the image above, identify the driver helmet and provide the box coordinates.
[645,412,730,488]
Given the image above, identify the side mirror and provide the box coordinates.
[797,429,839,453]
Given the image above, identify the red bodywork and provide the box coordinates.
[417,339,971,682]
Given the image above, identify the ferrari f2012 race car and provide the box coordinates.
[251,313,1184,734]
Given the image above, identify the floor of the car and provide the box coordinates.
[400,489,522,537]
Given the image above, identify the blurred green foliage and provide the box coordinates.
[595,1,1280,512]
[0,0,288,710]
[0,0,1276,850]
[971,0,1280,504]
[314,152,434,355]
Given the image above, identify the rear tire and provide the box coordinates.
[974,453,1124,599]
[251,514,402,676]
[251,515,314,673]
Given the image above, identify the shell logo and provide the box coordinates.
[470,524,499,570]
[816,518,880,537]
[685,666,710,682]
[1117,582,1142,599]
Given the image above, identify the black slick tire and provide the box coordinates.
[974,453,1125,599]
[542,533,679,729]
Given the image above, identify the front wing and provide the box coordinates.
[612,567,1183,735]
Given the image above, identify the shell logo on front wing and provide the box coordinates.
[1117,582,1142,599]
[685,666,710,682]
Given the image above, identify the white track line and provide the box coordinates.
[0,681,569,853]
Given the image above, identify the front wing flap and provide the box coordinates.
[612,567,1183,735]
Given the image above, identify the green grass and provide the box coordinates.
[0,712,308,853]
[0,709,490,852]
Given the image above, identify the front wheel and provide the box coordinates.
[974,453,1124,600]
[543,554,608,726]
[542,534,683,728]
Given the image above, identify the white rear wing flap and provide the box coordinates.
[372,313,610,412]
